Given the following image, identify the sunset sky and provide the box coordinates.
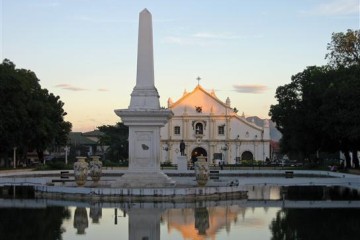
[2,0,359,132]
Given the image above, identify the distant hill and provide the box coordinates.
[246,116,282,142]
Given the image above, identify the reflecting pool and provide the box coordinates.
[1,185,360,240]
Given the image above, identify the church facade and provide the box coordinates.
[160,84,271,165]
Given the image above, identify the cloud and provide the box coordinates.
[164,32,263,46]
[163,36,216,46]
[34,0,60,8]
[192,32,263,40]
[98,88,109,92]
[233,84,269,94]
[153,18,176,23]
[71,15,135,24]
[55,84,87,91]
[303,0,359,16]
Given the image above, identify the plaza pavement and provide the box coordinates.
[0,168,359,191]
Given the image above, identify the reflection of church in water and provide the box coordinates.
[160,84,271,164]
[161,205,246,240]
[72,205,248,240]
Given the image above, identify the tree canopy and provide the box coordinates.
[97,122,128,162]
[269,29,360,168]
[0,59,72,164]
[326,29,360,68]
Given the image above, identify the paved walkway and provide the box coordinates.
[1,168,359,189]
[0,169,359,202]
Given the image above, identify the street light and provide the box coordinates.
[253,135,258,169]
[235,135,240,164]
[221,144,228,164]
[13,147,17,169]
[64,146,69,165]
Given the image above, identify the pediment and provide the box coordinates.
[169,85,232,116]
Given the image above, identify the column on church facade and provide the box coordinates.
[210,143,215,165]
[210,119,215,164]
[168,120,173,163]
[182,117,187,139]
[225,117,231,164]
[211,119,215,140]
[183,118,189,158]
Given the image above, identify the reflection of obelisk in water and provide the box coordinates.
[127,208,163,240]
[113,9,175,187]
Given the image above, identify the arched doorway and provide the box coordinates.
[241,151,254,160]
[191,147,207,164]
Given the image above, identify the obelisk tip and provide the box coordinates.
[141,8,151,14]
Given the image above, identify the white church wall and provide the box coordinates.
[159,85,271,165]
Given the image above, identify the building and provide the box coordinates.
[160,84,271,165]
[67,130,109,158]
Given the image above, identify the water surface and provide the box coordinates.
[0,185,359,240]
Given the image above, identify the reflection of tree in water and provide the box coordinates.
[0,207,71,240]
[270,208,360,240]
[283,186,360,201]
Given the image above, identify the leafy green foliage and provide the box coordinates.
[270,29,360,167]
[98,122,128,162]
[0,59,72,164]
[326,29,360,68]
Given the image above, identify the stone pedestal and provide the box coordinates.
[73,207,88,234]
[89,204,102,224]
[112,110,175,188]
[177,156,188,171]
[195,155,209,187]
[195,207,210,235]
[89,156,102,183]
[127,208,163,240]
[73,157,88,186]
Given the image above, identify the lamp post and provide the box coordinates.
[262,131,265,162]
[253,135,257,170]
[64,146,69,165]
[235,135,239,164]
[221,144,228,164]
[13,147,17,169]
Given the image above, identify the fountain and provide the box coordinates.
[11,9,247,201]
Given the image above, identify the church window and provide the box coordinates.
[174,126,180,135]
[218,125,225,135]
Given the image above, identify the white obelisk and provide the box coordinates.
[129,8,160,110]
[113,9,175,187]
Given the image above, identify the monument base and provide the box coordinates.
[112,171,175,188]
[177,156,188,171]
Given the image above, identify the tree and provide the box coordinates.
[0,207,70,240]
[319,65,360,168]
[325,29,360,68]
[98,122,129,162]
[270,208,360,240]
[270,30,360,168]
[269,66,329,160]
[0,59,72,164]
[270,64,360,167]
